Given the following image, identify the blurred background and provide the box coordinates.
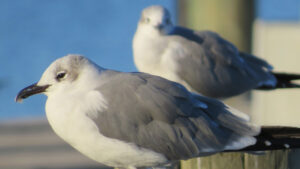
[1,0,300,168]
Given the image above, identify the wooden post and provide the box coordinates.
[180,158,199,169]
[178,0,253,52]
[199,151,289,169]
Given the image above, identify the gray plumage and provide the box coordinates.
[91,69,258,160]
[15,54,260,169]
[171,29,275,97]
[133,5,277,98]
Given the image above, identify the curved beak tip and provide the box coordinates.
[15,97,23,103]
[15,83,49,103]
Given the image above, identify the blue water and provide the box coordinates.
[0,0,177,120]
[256,0,300,21]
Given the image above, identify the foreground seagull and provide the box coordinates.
[133,5,300,98]
[16,55,300,169]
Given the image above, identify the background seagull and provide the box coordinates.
[16,54,300,169]
[133,5,300,98]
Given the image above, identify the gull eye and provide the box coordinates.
[56,71,67,81]
[145,17,150,23]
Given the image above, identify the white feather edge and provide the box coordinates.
[226,105,261,136]
[224,136,257,150]
[226,105,251,122]
[223,106,261,150]
[227,106,261,136]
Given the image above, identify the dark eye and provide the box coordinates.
[56,71,67,81]
[145,17,150,23]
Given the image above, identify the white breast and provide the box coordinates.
[45,89,168,168]
[133,31,196,93]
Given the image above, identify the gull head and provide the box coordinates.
[138,5,173,35]
[16,54,102,102]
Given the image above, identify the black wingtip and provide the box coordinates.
[273,72,300,81]
[257,72,300,90]
[273,72,300,89]
[227,126,300,152]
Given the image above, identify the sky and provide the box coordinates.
[256,0,300,21]
[0,0,177,120]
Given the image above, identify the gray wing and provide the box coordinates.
[168,27,276,98]
[89,70,259,160]
[239,52,273,70]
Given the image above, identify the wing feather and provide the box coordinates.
[167,27,275,97]
[89,71,259,160]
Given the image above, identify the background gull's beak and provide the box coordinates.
[156,23,164,31]
[15,83,50,103]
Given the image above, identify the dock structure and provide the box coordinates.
[0,119,110,169]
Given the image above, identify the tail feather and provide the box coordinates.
[226,126,300,152]
[257,72,300,90]
[273,72,300,81]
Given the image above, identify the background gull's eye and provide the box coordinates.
[145,17,150,23]
[56,71,67,81]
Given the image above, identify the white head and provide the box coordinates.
[16,54,103,101]
[137,5,173,36]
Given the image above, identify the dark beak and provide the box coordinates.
[15,83,50,103]
[156,24,164,31]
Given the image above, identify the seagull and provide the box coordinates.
[133,5,300,98]
[16,54,300,169]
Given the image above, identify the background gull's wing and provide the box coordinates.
[166,27,276,97]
